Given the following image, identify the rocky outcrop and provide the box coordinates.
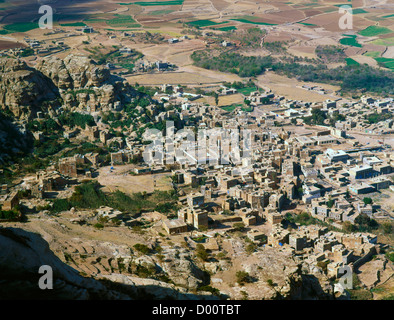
[0,54,140,119]
[36,55,110,90]
[36,54,138,111]
[0,227,215,300]
[101,274,218,300]
[215,244,334,300]
[158,246,209,290]
[0,58,59,119]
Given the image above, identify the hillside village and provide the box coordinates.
[0,53,393,299]
[0,0,393,301]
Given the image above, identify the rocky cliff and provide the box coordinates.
[0,54,139,119]
[0,114,32,165]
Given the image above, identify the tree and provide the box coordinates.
[363,197,373,205]
[326,198,335,208]
[196,244,209,261]
[214,92,219,106]
[343,221,356,233]
[354,214,379,232]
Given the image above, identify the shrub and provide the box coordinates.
[198,285,220,296]
[385,251,394,263]
[51,199,71,213]
[133,243,152,255]
[236,271,251,285]
[382,222,392,234]
[267,279,274,287]
[245,243,257,254]
[233,222,245,232]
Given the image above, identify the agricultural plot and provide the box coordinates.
[340,35,362,47]
[0,22,38,34]
[358,26,392,37]
[298,22,317,26]
[187,20,226,28]
[371,37,394,47]
[221,103,253,113]
[345,58,360,66]
[216,26,237,32]
[352,9,368,14]
[147,10,175,15]
[107,14,141,28]
[231,18,277,26]
[364,51,381,58]
[60,22,87,27]
[123,1,184,6]
[221,104,238,112]
[374,57,394,71]
[237,86,259,96]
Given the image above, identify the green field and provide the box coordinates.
[371,37,394,46]
[84,19,106,23]
[345,58,360,66]
[60,22,86,27]
[382,14,394,18]
[121,1,184,6]
[334,3,352,7]
[216,26,237,32]
[187,20,225,27]
[148,9,175,15]
[358,25,392,37]
[340,35,362,47]
[0,22,38,34]
[375,57,394,71]
[237,86,259,95]
[222,103,253,112]
[107,14,140,28]
[119,63,135,72]
[231,18,276,26]
[298,22,317,26]
[353,9,368,14]
[364,51,381,58]
[221,105,237,112]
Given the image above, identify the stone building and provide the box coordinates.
[163,219,188,235]
[59,158,78,178]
